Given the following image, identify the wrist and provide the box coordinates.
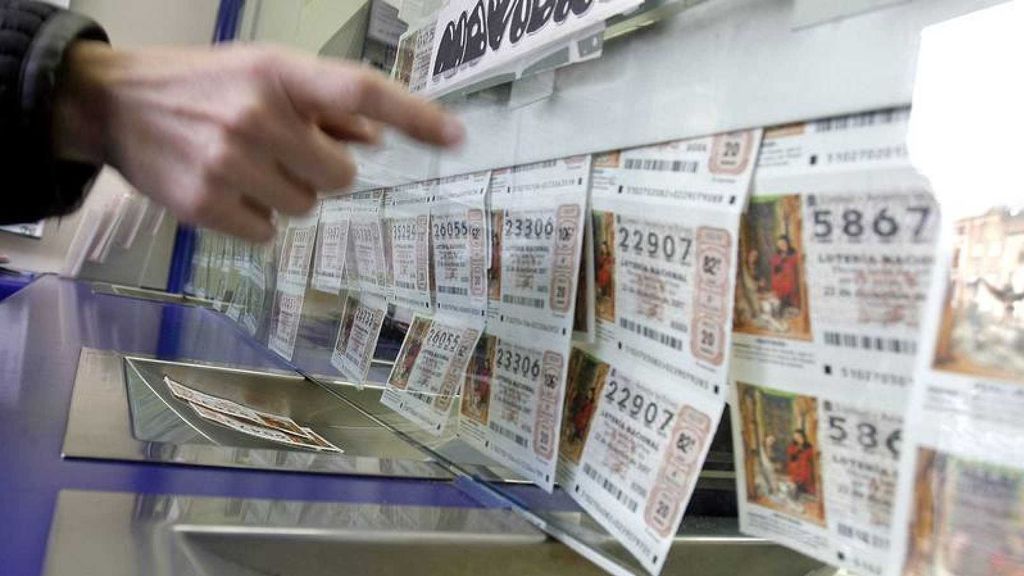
[53,41,120,165]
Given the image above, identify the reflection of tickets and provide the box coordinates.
[381,313,483,436]
[488,156,591,338]
[330,292,388,384]
[386,181,435,312]
[728,109,938,575]
[311,196,352,294]
[888,200,1024,576]
[457,325,568,491]
[564,350,721,576]
[432,171,490,318]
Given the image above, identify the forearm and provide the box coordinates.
[53,41,119,166]
[0,0,109,224]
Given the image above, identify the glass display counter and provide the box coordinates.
[57,1,1012,575]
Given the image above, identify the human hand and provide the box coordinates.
[53,43,464,241]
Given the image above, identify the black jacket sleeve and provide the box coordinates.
[0,0,108,225]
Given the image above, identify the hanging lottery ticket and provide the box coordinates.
[452,157,589,489]
[726,109,940,576]
[310,195,352,294]
[457,321,570,491]
[347,189,389,294]
[268,213,318,361]
[330,292,389,384]
[432,170,490,318]
[488,157,591,337]
[385,181,435,312]
[558,130,761,575]
[381,312,483,436]
[563,346,723,574]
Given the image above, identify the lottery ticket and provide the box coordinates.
[330,292,389,384]
[560,130,760,575]
[488,156,591,339]
[311,195,352,294]
[165,376,311,438]
[347,189,389,294]
[457,323,569,492]
[727,109,940,576]
[269,213,318,361]
[385,181,435,312]
[381,313,483,436]
[301,427,345,453]
[589,131,761,396]
[189,403,332,452]
[886,202,1024,575]
[562,346,722,575]
[432,170,490,318]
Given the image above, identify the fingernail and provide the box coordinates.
[442,117,465,146]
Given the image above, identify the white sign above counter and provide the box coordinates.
[400,0,640,99]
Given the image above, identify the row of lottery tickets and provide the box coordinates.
[198,107,1023,576]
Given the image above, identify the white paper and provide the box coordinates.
[347,190,389,295]
[457,322,569,491]
[432,170,491,318]
[559,130,760,575]
[311,195,352,294]
[381,312,483,436]
[418,0,641,98]
[330,292,389,384]
[488,156,592,338]
[268,214,317,361]
[728,109,939,576]
[385,181,435,312]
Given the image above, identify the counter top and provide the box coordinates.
[0,277,482,576]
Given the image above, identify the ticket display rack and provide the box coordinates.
[37,1,1020,576]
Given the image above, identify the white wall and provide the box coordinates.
[0,0,219,288]
[350,0,1008,189]
[243,0,369,54]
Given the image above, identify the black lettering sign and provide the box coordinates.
[433,0,598,77]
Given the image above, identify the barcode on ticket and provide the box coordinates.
[438,285,469,296]
[489,421,528,448]
[813,109,906,132]
[583,463,640,513]
[837,522,889,549]
[619,318,683,351]
[823,331,917,355]
[623,158,698,173]
[503,294,546,309]
[513,160,557,173]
